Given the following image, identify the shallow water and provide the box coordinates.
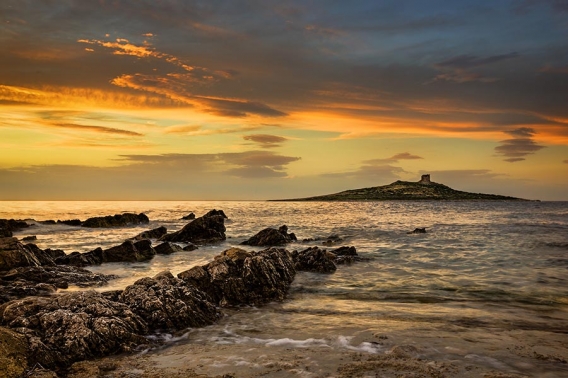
[2,200,568,377]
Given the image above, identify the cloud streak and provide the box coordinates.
[243,134,288,148]
[494,128,545,162]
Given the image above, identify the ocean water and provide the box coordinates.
[1,200,568,377]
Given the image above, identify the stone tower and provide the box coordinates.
[419,174,431,184]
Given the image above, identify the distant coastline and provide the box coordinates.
[273,174,531,201]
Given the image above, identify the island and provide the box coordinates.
[274,174,529,201]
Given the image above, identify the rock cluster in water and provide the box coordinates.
[0,209,366,376]
[240,225,297,246]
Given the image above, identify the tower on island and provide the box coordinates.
[419,174,431,185]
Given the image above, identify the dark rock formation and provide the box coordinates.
[294,247,337,273]
[82,213,149,228]
[0,219,30,236]
[118,271,221,330]
[407,227,427,234]
[154,242,183,255]
[1,265,116,289]
[129,226,167,241]
[0,326,29,378]
[102,240,155,263]
[178,247,295,306]
[0,291,149,369]
[0,281,57,305]
[0,238,41,271]
[203,209,228,219]
[183,244,198,251]
[22,235,37,242]
[55,248,104,267]
[160,214,226,244]
[57,219,82,226]
[329,246,365,265]
[181,212,195,220]
[240,225,297,246]
[44,248,66,261]
[322,234,343,246]
[39,220,57,225]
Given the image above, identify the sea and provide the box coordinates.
[1,200,567,377]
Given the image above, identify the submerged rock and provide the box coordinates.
[240,225,297,246]
[57,219,82,226]
[0,238,41,272]
[22,235,37,242]
[322,234,344,246]
[178,247,295,306]
[82,213,149,228]
[183,244,198,251]
[160,214,226,244]
[128,226,167,241]
[118,271,221,330]
[294,246,337,273]
[0,291,149,369]
[154,242,183,255]
[407,227,427,234]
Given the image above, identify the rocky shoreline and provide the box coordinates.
[0,210,364,377]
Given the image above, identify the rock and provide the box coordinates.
[39,220,57,225]
[294,247,337,273]
[57,219,82,226]
[55,248,104,267]
[0,219,30,234]
[183,244,198,251]
[118,271,221,330]
[128,226,167,241]
[23,244,56,267]
[160,214,226,244]
[0,228,12,237]
[82,213,149,228]
[331,246,357,256]
[178,247,295,306]
[407,227,427,234]
[329,246,364,265]
[22,235,37,242]
[0,281,57,305]
[203,209,228,219]
[1,265,116,289]
[102,241,155,263]
[154,242,183,255]
[240,225,297,246]
[0,238,41,272]
[181,212,196,220]
[322,234,343,246]
[43,248,66,261]
[0,291,149,369]
[0,326,29,378]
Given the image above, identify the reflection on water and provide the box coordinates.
[1,200,568,376]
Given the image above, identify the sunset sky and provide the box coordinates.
[1,0,567,200]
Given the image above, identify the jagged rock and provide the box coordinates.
[183,244,198,251]
[0,265,116,289]
[82,213,149,228]
[181,212,195,220]
[407,227,427,234]
[294,246,336,273]
[154,242,183,255]
[0,219,30,234]
[0,281,57,305]
[23,244,56,266]
[178,247,295,306]
[44,248,66,261]
[0,326,29,378]
[203,209,228,219]
[55,248,104,267]
[128,226,167,241]
[0,291,149,369]
[102,240,155,263]
[57,219,82,226]
[0,238,41,272]
[240,225,297,246]
[22,235,37,242]
[118,271,221,330]
[160,214,226,244]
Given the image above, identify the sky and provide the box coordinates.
[1,0,567,200]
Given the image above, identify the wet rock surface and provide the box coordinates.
[0,219,30,238]
[129,226,167,241]
[0,291,149,369]
[0,237,41,271]
[1,265,116,288]
[294,246,337,273]
[102,240,156,263]
[178,247,295,306]
[55,248,104,267]
[181,212,196,220]
[82,213,150,228]
[154,241,184,255]
[57,219,82,226]
[160,213,226,243]
[0,326,29,378]
[118,271,221,330]
[408,227,427,234]
[240,225,297,246]
[204,209,228,219]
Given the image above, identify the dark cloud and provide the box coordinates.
[48,123,143,137]
[243,134,288,148]
[432,53,520,83]
[494,128,545,162]
[363,152,423,165]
